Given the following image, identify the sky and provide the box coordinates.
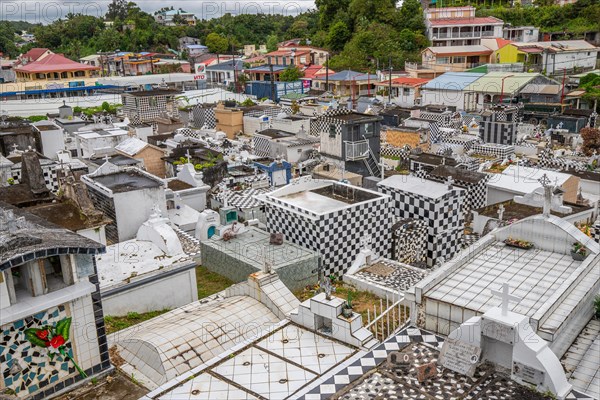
[0,0,315,23]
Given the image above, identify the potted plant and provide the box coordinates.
[571,242,588,261]
[504,237,534,250]
[342,293,353,318]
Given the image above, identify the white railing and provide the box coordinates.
[345,140,369,161]
[366,292,409,342]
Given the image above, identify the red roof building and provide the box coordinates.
[14,53,100,82]
[18,48,54,65]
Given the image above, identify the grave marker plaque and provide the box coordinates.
[513,361,545,386]
[439,338,481,377]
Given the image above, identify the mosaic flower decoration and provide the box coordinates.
[23,318,87,378]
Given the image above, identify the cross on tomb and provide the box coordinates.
[103,154,110,163]
[360,235,372,250]
[185,149,192,164]
[446,175,455,189]
[497,204,505,221]
[491,282,522,316]
[538,173,553,217]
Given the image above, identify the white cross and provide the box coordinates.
[103,154,110,163]
[185,149,192,164]
[490,283,521,316]
[446,176,455,189]
[497,204,505,221]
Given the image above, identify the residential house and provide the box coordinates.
[420,72,485,110]
[0,59,16,83]
[183,44,208,58]
[424,6,504,47]
[16,47,53,65]
[154,8,196,26]
[276,45,330,66]
[205,59,244,84]
[495,40,600,74]
[313,70,378,97]
[265,48,311,67]
[375,77,431,107]
[463,72,561,108]
[14,53,100,82]
[420,45,493,73]
[244,64,287,82]
[301,64,335,90]
[315,109,382,177]
[179,36,201,48]
[503,26,539,43]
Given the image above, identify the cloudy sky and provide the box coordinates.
[0,0,315,23]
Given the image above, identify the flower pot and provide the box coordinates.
[342,307,353,318]
[570,250,587,261]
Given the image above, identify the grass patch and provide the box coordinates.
[104,310,170,335]
[295,280,409,340]
[196,265,234,299]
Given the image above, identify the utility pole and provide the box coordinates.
[388,57,392,105]
[560,68,566,105]
[270,63,276,102]
[325,54,329,92]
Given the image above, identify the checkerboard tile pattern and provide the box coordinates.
[264,194,393,277]
[11,163,88,194]
[378,183,464,267]
[191,105,217,129]
[298,326,444,400]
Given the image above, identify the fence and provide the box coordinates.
[365,292,410,342]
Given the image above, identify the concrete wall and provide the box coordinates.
[101,267,197,316]
[114,187,166,242]
[200,241,318,291]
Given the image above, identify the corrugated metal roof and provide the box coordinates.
[421,72,485,91]
[463,72,540,94]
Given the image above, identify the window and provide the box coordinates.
[363,123,374,137]
[436,57,450,64]
[403,88,411,96]
[329,124,337,138]
[452,56,466,64]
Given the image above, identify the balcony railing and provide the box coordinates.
[345,140,369,161]
[481,31,495,37]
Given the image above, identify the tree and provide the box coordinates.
[266,34,279,52]
[280,66,303,82]
[106,0,128,20]
[581,127,600,156]
[327,21,351,52]
[205,32,229,54]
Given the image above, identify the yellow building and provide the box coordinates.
[494,43,542,66]
[14,53,100,82]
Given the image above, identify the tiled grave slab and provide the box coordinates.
[212,346,317,400]
[159,373,258,400]
[256,325,356,375]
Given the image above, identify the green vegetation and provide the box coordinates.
[477,0,600,35]
[27,116,48,122]
[104,309,170,334]
[196,265,234,299]
[73,103,121,117]
[594,295,600,319]
[279,66,304,82]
